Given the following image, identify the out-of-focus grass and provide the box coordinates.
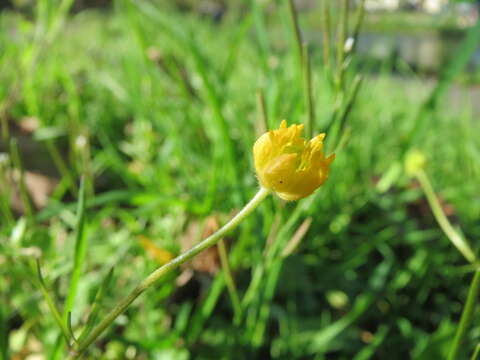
[1,1,480,359]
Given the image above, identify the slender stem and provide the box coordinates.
[68,187,270,359]
[35,260,72,344]
[416,170,476,263]
[217,239,242,324]
[331,74,363,149]
[350,0,366,54]
[448,270,480,360]
[287,0,304,65]
[336,0,349,90]
[256,89,269,134]
[0,164,14,226]
[45,139,79,195]
[302,44,315,138]
[0,100,11,144]
[321,0,331,71]
[470,343,480,360]
[9,139,34,221]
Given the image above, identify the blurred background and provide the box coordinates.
[1,0,480,359]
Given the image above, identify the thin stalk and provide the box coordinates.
[0,165,14,227]
[321,0,331,70]
[416,170,476,263]
[448,270,480,360]
[350,0,366,54]
[331,74,363,149]
[0,101,10,144]
[287,0,304,64]
[77,268,114,344]
[470,343,480,360]
[9,139,34,221]
[302,44,315,138]
[256,89,269,134]
[251,0,270,72]
[68,187,270,359]
[35,260,72,344]
[0,195,14,227]
[336,0,350,90]
[63,177,87,322]
[45,140,78,195]
[0,299,8,360]
[217,239,242,324]
[250,259,283,346]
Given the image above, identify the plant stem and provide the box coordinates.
[321,0,331,71]
[287,0,303,65]
[302,44,315,138]
[68,187,270,359]
[448,269,480,360]
[350,0,366,54]
[470,343,480,360]
[45,139,78,196]
[9,139,34,221]
[217,239,242,324]
[256,89,269,134]
[416,170,476,263]
[336,0,350,90]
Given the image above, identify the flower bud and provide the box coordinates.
[405,149,426,176]
[253,120,335,200]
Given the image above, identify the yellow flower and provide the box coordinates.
[253,120,335,201]
[405,149,426,176]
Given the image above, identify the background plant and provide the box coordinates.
[1,0,480,359]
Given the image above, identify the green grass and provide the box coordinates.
[1,1,480,359]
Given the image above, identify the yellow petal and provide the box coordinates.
[253,121,334,200]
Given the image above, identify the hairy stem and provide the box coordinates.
[68,187,270,358]
[448,270,480,360]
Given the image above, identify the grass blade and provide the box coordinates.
[416,170,476,263]
[336,0,350,90]
[287,0,304,65]
[471,343,480,360]
[217,240,242,324]
[302,44,315,137]
[35,260,71,343]
[256,89,269,134]
[350,0,366,55]
[321,0,331,70]
[77,268,115,344]
[67,312,77,344]
[63,177,88,321]
[448,270,480,360]
[0,299,8,360]
[9,139,33,221]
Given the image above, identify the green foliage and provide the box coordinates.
[0,1,479,359]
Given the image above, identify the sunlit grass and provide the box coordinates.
[1,1,480,359]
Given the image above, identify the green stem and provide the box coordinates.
[68,187,270,359]
[10,139,34,221]
[256,89,269,133]
[470,343,480,360]
[217,239,242,324]
[350,0,366,54]
[321,0,331,71]
[287,0,304,65]
[448,270,480,360]
[302,44,315,138]
[35,260,72,345]
[336,0,349,90]
[45,139,79,196]
[416,170,476,263]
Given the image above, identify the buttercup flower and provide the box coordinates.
[253,120,335,201]
[405,149,426,176]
